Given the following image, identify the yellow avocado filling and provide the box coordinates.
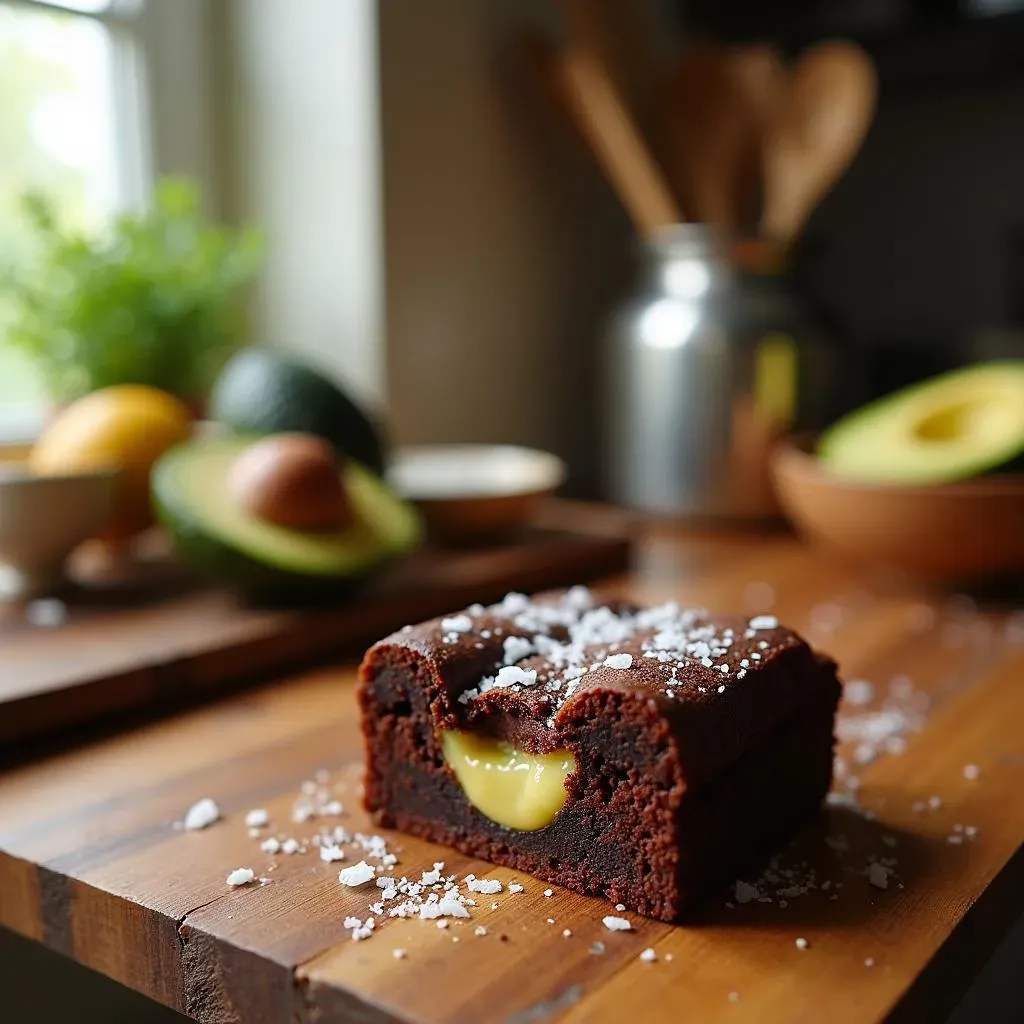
[441,730,576,831]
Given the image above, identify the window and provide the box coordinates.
[0,0,211,436]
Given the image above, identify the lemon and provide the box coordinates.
[30,385,193,539]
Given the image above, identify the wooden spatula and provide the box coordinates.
[521,32,684,236]
[761,40,877,246]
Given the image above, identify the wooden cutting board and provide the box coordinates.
[0,530,1021,1023]
[0,501,632,749]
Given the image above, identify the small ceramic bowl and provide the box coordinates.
[771,435,1024,583]
[0,443,118,600]
[387,444,567,545]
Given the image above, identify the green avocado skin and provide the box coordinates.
[153,489,367,606]
[208,348,388,475]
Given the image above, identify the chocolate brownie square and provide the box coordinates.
[358,587,841,921]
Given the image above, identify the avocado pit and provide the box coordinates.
[228,433,351,532]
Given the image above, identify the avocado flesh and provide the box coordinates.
[818,361,1024,485]
[153,438,420,597]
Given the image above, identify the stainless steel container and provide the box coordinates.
[604,225,833,520]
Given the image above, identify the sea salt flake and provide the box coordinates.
[393,948,407,959]
[718,684,726,693]
[750,615,778,630]
[603,653,633,670]
[260,838,281,854]
[474,926,487,936]
[320,844,346,863]
[734,880,759,904]
[467,878,502,895]
[844,680,874,706]
[338,861,376,887]
[508,883,524,894]
[183,798,220,831]
[503,635,534,664]
[603,916,632,931]
[640,948,657,962]
[543,888,553,897]
[226,868,254,887]
[795,937,809,950]
[244,809,269,828]
[864,957,875,967]
[563,929,572,937]
[963,763,980,780]
[948,834,964,844]
[281,838,300,855]
[728,991,741,1003]
[614,903,626,912]
[441,615,473,633]
[419,892,470,919]
[868,863,889,890]
[928,795,943,810]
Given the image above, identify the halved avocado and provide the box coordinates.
[818,361,1024,485]
[152,437,421,603]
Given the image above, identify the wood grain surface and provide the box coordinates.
[1,525,1022,1024]
[0,501,632,749]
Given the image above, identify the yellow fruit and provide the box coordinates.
[30,385,193,539]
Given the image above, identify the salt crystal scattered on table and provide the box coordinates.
[26,599,67,628]
[245,809,268,828]
[864,957,875,967]
[640,948,657,962]
[965,825,978,838]
[226,868,254,887]
[615,903,626,912]
[260,838,280,854]
[844,680,874,706]
[436,920,448,929]
[928,795,943,810]
[795,937,809,950]
[543,888,553,897]
[393,948,407,959]
[603,916,632,931]
[183,798,220,831]
[282,838,300,855]
[563,929,572,937]
[590,942,606,955]
[467,878,502,895]
[734,880,758,904]
[728,991,741,1003]
[963,764,980,780]
[750,615,778,630]
[868,863,889,890]
[441,615,473,633]
[320,844,345,862]
[508,883,524,894]
[948,834,964,845]
[338,861,376,887]
[474,926,487,937]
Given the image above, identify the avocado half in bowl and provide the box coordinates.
[771,362,1024,583]
[153,436,421,603]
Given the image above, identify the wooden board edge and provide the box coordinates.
[886,841,1024,1024]
[2,532,633,753]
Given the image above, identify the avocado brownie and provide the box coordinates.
[358,587,842,921]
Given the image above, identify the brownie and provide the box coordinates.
[358,587,842,921]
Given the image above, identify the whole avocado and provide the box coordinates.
[208,349,388,474]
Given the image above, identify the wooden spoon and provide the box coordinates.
[521,32,684,236]
[761,40,878,247]
[656,43,786,235]
[728,44,787,231]
[656,43,753,233]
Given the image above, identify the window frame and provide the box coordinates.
[0,0,220,439]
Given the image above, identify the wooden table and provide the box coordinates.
[1,525,1022,1024]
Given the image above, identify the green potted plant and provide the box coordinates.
[0,176,264,412]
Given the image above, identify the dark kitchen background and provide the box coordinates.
[680,0,1024,406]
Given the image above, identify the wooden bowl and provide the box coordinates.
[387,444,567,546]
[770,436,1024,583]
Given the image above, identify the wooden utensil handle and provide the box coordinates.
[520,32,683,235]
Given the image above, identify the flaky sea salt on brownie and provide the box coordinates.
[358,588,842,921]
